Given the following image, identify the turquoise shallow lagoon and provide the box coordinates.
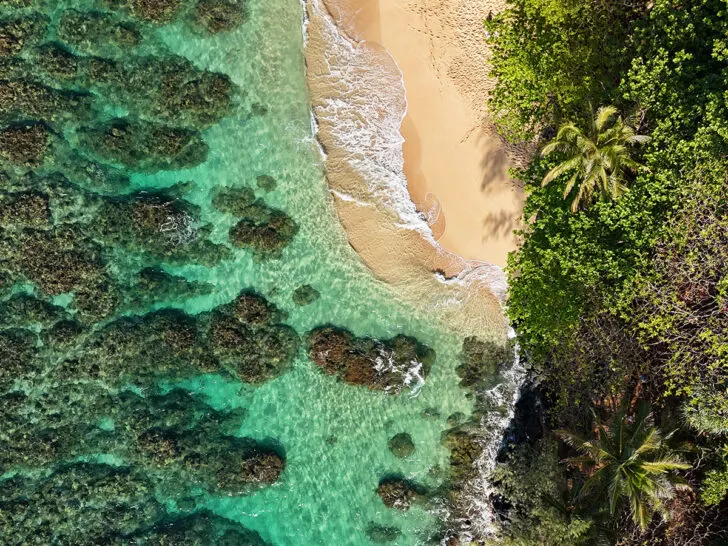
[0,0,511,543]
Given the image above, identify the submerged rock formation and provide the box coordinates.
[292,284,320,306]
[228,199,299,255]
[388,432,415,458]
[0,462,271,543]
[0,1,289,540]
[376,475,426,511]
[306,326,434,393]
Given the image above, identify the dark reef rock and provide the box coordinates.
[0,293,67,327]
[421,407,440,419]
[215,442,285,490]
[0,13,48,58]
[0,462,162,543]
[228,200,298,254]
[70,308,217,384]
[306,326,434,393]
[85,54,236,127]
[457,336,514,389]
[447,412,467,427]
[52,290,299,385]
[3,227,121,320]
[131,511,271,545]
[0,190,51,228]
[256,174,276,191]
[376,476,425,511]
[93,191,229,265]
[0,0,291,534]
[388,432,415,458]
[132,266,214,303]
[193,0,247,34]
[32,43,80,82]
[57,9,142,56]
[0,80,93,126]
[103,0,186,24]
[292,284,319,306]
[79,118,208,172]
[0,459,273,543]
[366,522,402,543]
[207,290,300,383]
[0,327,39,390]
[212,185,255,216]
[42,318,86,349]
[0,122,50,166]
[442,426,484,486]
[134,425,285,493]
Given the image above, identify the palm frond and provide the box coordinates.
[595,106,619,132]
[540,105,648,212]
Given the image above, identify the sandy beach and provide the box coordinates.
[304,0,517,338]
[324,0,526,266]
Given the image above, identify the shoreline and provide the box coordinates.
[303,0,510,340]
[303,1,525,537]
[323,0,526,267]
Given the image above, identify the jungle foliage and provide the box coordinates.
[487,0,728,543]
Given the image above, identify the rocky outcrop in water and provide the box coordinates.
[306,326,434,393]
[292,284,320,306]
[228,199,299,255]
[366,522,402,543]
[0,462,271,544]
[388,432,415,458]
[376,475,426,510]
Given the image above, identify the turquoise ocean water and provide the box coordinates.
[0,0,509,543]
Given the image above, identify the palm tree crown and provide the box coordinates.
[541,106,648,212]
[556,403,690,531]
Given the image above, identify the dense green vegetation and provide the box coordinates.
[486,0,728,543]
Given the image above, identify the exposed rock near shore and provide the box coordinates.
[306,326,434,393]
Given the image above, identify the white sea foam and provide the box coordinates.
[373,346,426,397]
[306,0,437,240]
[463,328,525,539]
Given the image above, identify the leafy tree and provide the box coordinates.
[484,0,646,141]
[557,404,690,530]
[541,106,648,212]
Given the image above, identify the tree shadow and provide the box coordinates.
[482,209,517,242]
[473,122,511,196]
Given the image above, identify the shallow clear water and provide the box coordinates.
[0,0,506,543]
[156,5,475,542]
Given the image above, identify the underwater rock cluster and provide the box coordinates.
[0,462,271,544]
[292,283,319,306]
[0,2,294,540]
[306,326,434,393]
[376,475,426,511]
[227,199,299,255]
[388,432,415,458]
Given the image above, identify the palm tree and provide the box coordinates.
[541,106,648,212]
[556,403,690,531]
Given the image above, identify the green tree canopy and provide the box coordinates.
[541,106,648,212]
[557,404,690,530]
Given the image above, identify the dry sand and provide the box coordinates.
[325,0,526,266]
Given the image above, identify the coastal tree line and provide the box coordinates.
[484,0,728,543]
